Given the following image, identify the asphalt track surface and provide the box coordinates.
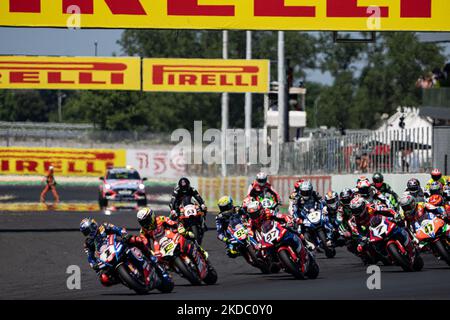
[1,186,450,300]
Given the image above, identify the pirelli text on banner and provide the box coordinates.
[143,59,270,94]
[0,147,126,177]
[0,56,141,91]
[0,0,448,31]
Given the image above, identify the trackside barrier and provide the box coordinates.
[269,176,332,204]
[194,177,249,209]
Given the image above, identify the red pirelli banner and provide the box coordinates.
[143,58,270,93]
[0,0,448,31]
[0,56,141,90]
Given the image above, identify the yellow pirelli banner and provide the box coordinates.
[143,59,270,93]
[0,56,141,90]
[0,147,126,177]
[0,0,448,31]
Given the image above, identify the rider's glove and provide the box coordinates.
[170,210,177,220]
[92,262,102,272]
[223,237,230,244]
[201,204,207,211]
[186,231,196,239]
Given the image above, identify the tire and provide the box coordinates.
[432,240,450,266]
[305,257,320,280]
[203,264,218,285]
[174,257,201,285]
[116,263,149,295]
[245,245,271,274]
[191,225,203,245]
[413,254,424,271]
[156,275,175,293]
[387,243,413,272]
[278,249,304,280]
[318,229,336,258]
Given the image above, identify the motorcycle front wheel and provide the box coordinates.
[387,243,413,272]
[432,240,450,266]
[174,257,202,285]
[116,263,149,295]
[317,229,336,258]
[278,249,304,280]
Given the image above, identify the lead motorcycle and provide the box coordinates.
[225,213,271,273]
[96,234,174,294]
[369,214,423,272]
[257,218,319,280]
[153,226,217,286]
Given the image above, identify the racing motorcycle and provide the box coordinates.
[96,234,174,294]
[300,204,336,258]
[179,203,207,245]
[415,212,450,266]
[369,214,423,272]
[153,227,217,286]
[225,213,271,273]
[257,219,319,280]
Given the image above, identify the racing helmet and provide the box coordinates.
[256,172,268,187]
[137,207,156,229]
[429,181,443,196]
[80,218,99,237]
[217,196,233,212]
[372,172,384,189]
[406,178,420,195]
[247,201,262,219]
[340,188,354,207]
[325,191,339,211]
[294,179,305,192]
[428,194,444,207]
[300,181,313,200]
[357,179,371,197]
[431,168,442,181]
[178,177,191,192]
[399,194,416,217]
[349,196,367,218]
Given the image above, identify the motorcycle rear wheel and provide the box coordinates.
[174,257,202,285]
[387,243,413,272]
[116,263,149,295]
[278,249,305,280]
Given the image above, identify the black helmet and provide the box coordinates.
[80,218,99,237]
[406,178,420,194]
[443,189,450,202]
[325,191,339,211]
[178,177,190,191]
[372,172,384,189]
[217,196,233,212]
[340,188,354,206]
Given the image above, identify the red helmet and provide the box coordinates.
[431,168,442,181]
[294,179,305,191]
[428,194,444,207]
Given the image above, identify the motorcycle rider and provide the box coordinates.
[134,207,209,261]
[372,172,399,204]
[80,217,170,287]
[400,194,448,236]
[355,178,390,207]
[247,172,281,205]
[169,177,207,229]
[215,196,247,257]
[292,181,323,219]
[405,178,426,202]
[324,191,345,247]
[428,181,444,197]
[349,196,407,264]
[247,200,309,261]
[426,169,447,191]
